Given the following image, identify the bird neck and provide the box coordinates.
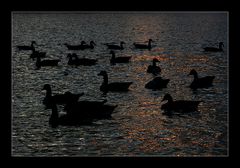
[111,52,116,59]
[45,88,52,98]
[148,40,152,47]
[219,43,223,50]
[50,104,59,127]
[120,43,123,49]
[167,97,173,103]
[103,74,108,84]
[153,61,157,67]
[193,73,198,79]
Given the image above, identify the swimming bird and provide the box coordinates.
[188,69,215,89]
[161,94,202,115]
[17,41,36,51]
[145,76,169,90]
[147,58,161,75]
[109,50,131,65]
[67,53,97,66]
[36,56,60,69]
[49,101,117,127]
[203,42,224,52]
[42,84,84,109]
[133,39,153,50]
[98,71,133,92]
[64,41,87,50]
[104,41,125,50]
[63,99,117,119]
[30,47,46,59]
[81,41,96,49]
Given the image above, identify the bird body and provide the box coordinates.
[133,39,153,50]
[147,58,161,75]
[98,71,133,92]
[161,94,202,115]
[145,77,169,90]
[188,69,215,89]
[42,84,84,109]
[64,41,96,50]
[109,50,131,65]
[49,101,117,127]
[36,56,60,69]
[17,41,36,51]
[203,42,224,52]
[104,41,125,50]
[67,53,97,66]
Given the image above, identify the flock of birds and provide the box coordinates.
[16,39,224,127]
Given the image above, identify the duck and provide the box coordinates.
[49,101,117,128]
[133,39,153,50]
[97,71,133,92]
[67,53,97,66]
[17,41,36,51]
[161,94,202,115]
[35,56,60,69]
[104,41,125,50]
[64,41,87,50]
[42,84,84,109]
[188,69,215,89]
[30,47,46,59]
[203,42,224,52]
[147,58,161,75]
[145,76,169,90]
[109,50,131,65]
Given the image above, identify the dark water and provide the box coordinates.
[12,12,228,156]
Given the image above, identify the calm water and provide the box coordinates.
[12,12,228,156]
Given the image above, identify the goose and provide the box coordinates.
[30,47,46,59]
[36,56,60,69]
[147,58,161,75]
[97,71,133,92]
[67,53,97,66]
[161,94,202,115]
[203,42,224,52]
[188,69,215,89]
[145,76,169,90]
[104,41,125,50]
[109,50,131,65]
[42,84,84,109]
[17,41,36,51]
[49,102,117,128]
[81,41,96,49]
[63,99,117,119]
[64,41,87,50]
[133,39,153,50]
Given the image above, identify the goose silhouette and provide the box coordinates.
[188,69,215,89]
[64,41,96,50]
[147,58,161,75]
[145,76,169,90]
[161,94,202,115]
[64,41,86,50]
[203,42,224,52]
[98,71,133,92]
[30,47,46,59]
[17,41,36,51]
[36,56,60,69]
[133,39,153,50]
[104,41,125,50]
[42,84,84,109]
[81,41,96,49]
[49,101,117,128]
[67,53,97,66]
[109,50,131,65]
